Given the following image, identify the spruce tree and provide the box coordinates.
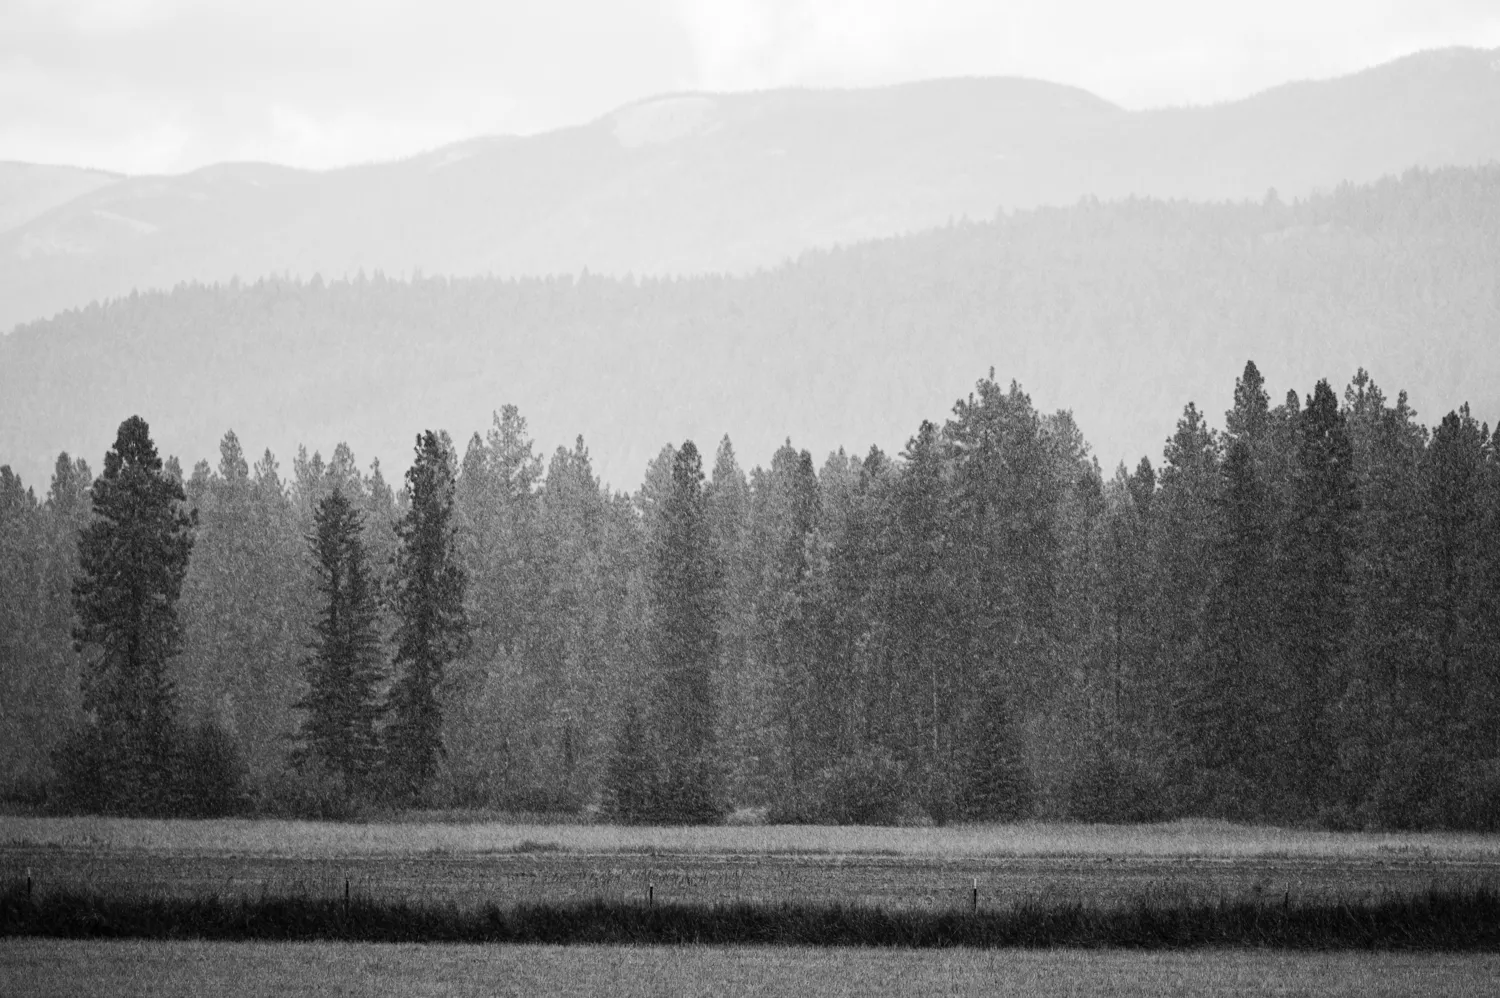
[293,487,385,794]
[67,416,195,813]
[385,431,468,802]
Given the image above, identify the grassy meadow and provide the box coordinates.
[5,814,1499,860]
[4,940,1499,997]
[7,815,1500,961]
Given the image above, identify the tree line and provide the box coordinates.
[2,361,1499,827]
[5,419,469,815]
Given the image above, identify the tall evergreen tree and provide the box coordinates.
[1156,403,1221,775]
[385,431,468,801]
[705,436,764,804]
[293,487,385,792]
[66,416,196,813]
[1281,379,1358,806]
[880,420,962,805]
[1196,438,1277,802]
[647,440,726,823]
[1422,407,1491,761]
[0,467,44,781]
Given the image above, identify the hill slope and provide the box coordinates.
[1,165,1495,492]
[0,162,121,235]
[2,47,1498,334]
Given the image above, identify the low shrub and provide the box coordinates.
[171,721,250,818]
[48,720,249,818]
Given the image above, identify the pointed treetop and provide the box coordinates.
[1129,456,1156,513]
[1226,361,1270,443]
[673,440,704,492]
[253,449,282,492]
[48,452,91,514]
[218,431,249,482]
[102,415,163,480]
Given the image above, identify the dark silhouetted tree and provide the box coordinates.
[385,432,468,802]
[65,416,196,813]
[293,487,386,793]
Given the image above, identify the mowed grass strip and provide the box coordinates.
[6,940,1499,998]
[4,815,1499,860]
[5,883,1500,950]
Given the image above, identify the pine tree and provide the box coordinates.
[293,486,385,794]
[705,436,761,803]
[647,440,726,823]
[881,420,964,818]
[0,467,44,783]
[385,431,468,802]
[66,416,196,813]
[1196,438,1277,800]
[1156,403,1221,779]
[1226,360,1271,446]
[1280,379,1358,807]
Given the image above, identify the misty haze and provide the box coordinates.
[4,4,1500,995]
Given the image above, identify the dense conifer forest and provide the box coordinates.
[3,355,1498,829]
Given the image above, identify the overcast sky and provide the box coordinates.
[4,0,1499,176]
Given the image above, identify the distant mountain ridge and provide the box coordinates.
[0,162,121,236]
[1,164,1495,497]
[2,46,1498,334]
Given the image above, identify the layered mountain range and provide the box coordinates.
[3,47,1498,336]
[1,48,1497,490]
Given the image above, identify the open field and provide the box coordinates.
[5,940,1499,997]
[5,815,1499,859]
[5,816,1498,914]
[5,846,1494,911]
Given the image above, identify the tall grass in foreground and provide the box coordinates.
[4,882,1498,949]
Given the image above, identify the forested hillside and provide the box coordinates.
[2,46,1496,334]
[3,354,1499,828]
[1,163,1496,498]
